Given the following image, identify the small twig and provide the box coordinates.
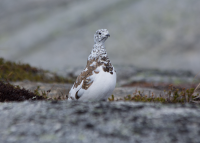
[194,83,200,92]
[192,83,200,100]
[194,71,200,79]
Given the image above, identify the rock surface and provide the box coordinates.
[0,0,200,74]
[66,65,198,86]
[0,101,200,143]
[11,73,200,100]
[11,81,161,100]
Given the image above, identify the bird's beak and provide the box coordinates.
[106,34,110,37]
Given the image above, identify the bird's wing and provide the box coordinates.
[69,59,101,100]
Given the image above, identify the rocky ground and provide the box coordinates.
[0,67,199,143]
[11,66,200,100]
[0,101,200,143]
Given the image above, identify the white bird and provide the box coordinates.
[68,29,116,101]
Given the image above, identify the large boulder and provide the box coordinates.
[0,0,200,74]
[0,101,200,143]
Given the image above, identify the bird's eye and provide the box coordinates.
[99,32,101,35]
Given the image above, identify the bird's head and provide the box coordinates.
[94,29,110,45]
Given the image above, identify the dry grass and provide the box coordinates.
[109,84,199,103]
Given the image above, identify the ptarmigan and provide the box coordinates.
[68,29,116,101]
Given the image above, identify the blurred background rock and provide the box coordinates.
[0,0,200,76]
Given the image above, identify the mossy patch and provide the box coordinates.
[0,57,73,83]
[0,81,45,102]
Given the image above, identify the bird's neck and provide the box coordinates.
[94,42,105,47]
[87,44,107,61]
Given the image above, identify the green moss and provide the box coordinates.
[0,57,74,83]
[108,95,115,101]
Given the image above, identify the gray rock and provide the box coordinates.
[11,81,200,100]
[66,65,199,86]
[12,81,72,99]
[0,0,200,74]
[0,101,200,143]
